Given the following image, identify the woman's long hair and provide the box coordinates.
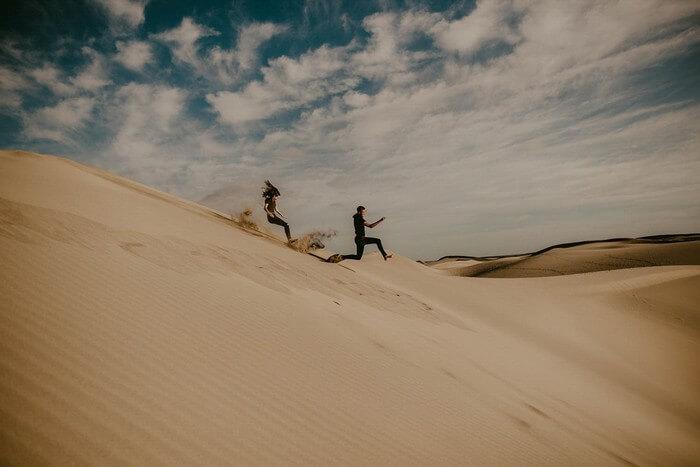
[262,180,281,200]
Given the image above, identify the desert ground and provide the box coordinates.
[428,235,700,278]
[1,150,699,465]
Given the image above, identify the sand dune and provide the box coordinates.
[1,150,699,465]
[431,237,700,278]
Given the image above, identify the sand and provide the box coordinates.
[1,149,699,465]
[430,238,700,278]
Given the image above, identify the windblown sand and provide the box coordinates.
[1,150,699,465]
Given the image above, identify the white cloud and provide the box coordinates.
[27,48,111,96]
[101,83,192,187]
[506,0,699,79]
[23,97,95,143]
[153,17,218,68]
[207,44,356,124]
[351,11,441,85]
[432,0,520,54]
[115,40,153,71]
[71,48,111,91]
[206,86,282,124]
[236,23,285,69]
[28,64,73,95]
[1,66,32,109]
[94,0,146,29]
[208,22,286,84]
[154,18,285,85]
[112,83,185,141]
[343,91,371,108]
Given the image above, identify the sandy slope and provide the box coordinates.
[433,239,700,278]
[1,150,699,466]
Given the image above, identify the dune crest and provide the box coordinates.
[430,237,700,277]
[1,150,699,465]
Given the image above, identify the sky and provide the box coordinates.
[1,0,699,259]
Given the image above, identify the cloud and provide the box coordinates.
[431,0,520,55]
[71,48,111,91]
[26,48,111,96]
[506,0,699,79]
[153,17,218,67]
[23,97,95,144]
[206,86,282,124]
[343,91,370,108]
[111,83,186,146]
[207,9,443,126]
[351,11,441,85]
[28,64,73,95]
[0,66,33,109]
[154,18,285,84]
[97,83,198,190]
[94,0,146,30]
[115,40,153,71]
[208,22,287,84]
[207,44,356,124]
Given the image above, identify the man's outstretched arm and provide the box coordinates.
[365,217,385,228]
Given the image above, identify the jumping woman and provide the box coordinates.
[262,180,292,242]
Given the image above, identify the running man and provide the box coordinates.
[262,180,292,242]
[339,205,392,261]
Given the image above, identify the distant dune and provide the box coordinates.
[428,236,700,277]
[1,150,699,465]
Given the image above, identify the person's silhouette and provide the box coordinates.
[340,205,392,261]
[262,180,292,242]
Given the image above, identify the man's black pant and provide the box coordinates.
[342,236,387,260]
[267,215,291,240]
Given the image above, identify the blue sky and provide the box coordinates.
[1,0,699,258]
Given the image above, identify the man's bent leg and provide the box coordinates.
[364,237,388,258]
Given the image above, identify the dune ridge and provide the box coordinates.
[428,236,700,278]
[1,150,699,465]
